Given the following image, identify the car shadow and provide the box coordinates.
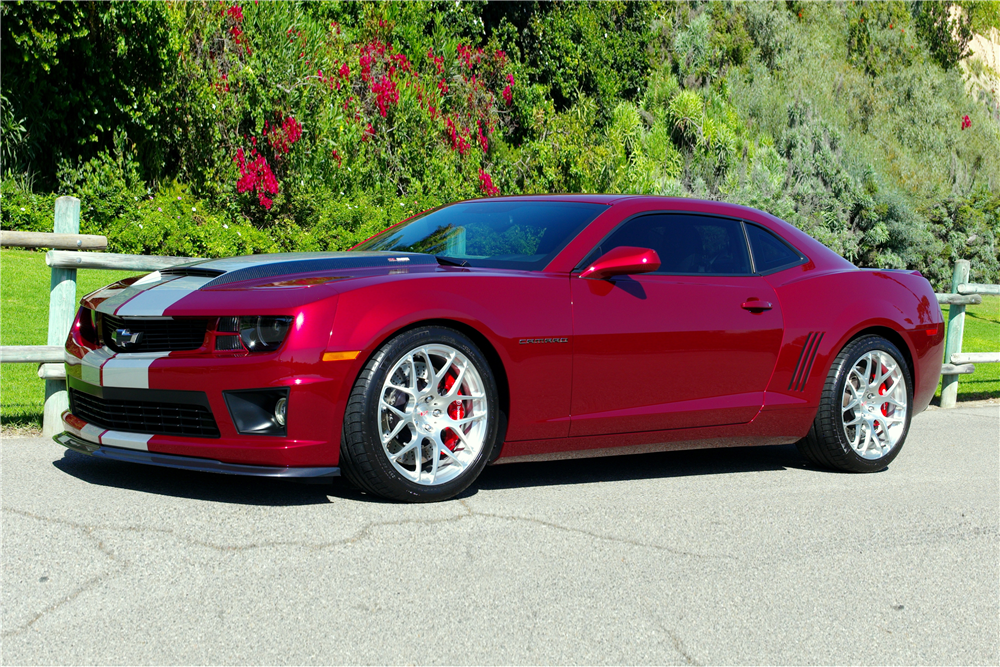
[475,443,811,492]
[53,443,819,506]
[52,450,341,506]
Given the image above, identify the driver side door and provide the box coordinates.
[570,213,784,436]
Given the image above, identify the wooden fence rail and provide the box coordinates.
[0,345,64,363]
[1,230,107,250]
[46,250,198,272]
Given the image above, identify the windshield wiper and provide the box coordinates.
[434,255,470,267]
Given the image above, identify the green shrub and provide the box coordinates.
[0,179,56,233]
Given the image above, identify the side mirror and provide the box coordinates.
[579,246,661,280]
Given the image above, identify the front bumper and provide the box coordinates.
[54,431,340,479]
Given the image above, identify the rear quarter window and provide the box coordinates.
[745,224,804,274]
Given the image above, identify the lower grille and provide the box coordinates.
[100,314,207,353]
[69,389,220,438]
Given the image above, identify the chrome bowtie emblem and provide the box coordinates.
[112,328,143,348]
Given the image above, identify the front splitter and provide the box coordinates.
[54,432,340,479]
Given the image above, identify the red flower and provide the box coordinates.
[477,122,488,152]
[502,74,514,105]
[478,168,499,196]
[235,148,279,209]
[444,117,469,155]
[427,48,444,74]
[371,75,399,117]
[961,114,972,130]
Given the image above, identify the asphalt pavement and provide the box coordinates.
[2,405,998,665]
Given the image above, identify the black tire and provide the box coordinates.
[339,325,500,502]
[797,334,913,473]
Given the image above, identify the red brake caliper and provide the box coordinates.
[879,366,889,417]
[441,371,465,451]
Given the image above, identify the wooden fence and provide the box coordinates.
[1,197,997,436]
[938,259,999,409]
[0,196,197,436]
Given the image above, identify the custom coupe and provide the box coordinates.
[57,195,945,501]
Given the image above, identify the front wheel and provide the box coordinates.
[339,326,499,502]
[797,335,912,472]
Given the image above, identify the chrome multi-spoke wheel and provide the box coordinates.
[379,344,489,486]
[340,326,499,502]
[841,350,908,460]
[797,335,913,473]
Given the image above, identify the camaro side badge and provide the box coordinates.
[518,338,569,344]
[112,328,144,348]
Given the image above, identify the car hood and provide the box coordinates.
[83,252,443,317]
[179,251,439,287]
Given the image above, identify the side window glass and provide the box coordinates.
[584,214,751,276]
[745,223,802,273]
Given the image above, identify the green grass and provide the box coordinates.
[936,295,1000,401]
[1,248,141,429]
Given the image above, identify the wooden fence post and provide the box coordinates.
[42,196,80,437]
[940,259,971,409]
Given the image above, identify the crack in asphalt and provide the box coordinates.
[2,512,127,639]
[2,498,728,635]
[466,508,735,561]
[3,498,728,562]
[667,628,700,666]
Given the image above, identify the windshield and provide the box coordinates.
[353,201,607,270]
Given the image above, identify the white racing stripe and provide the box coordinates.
[100,430,152,451]
[66,419,105,444]
[116,275,215,317]
[101,352,171,389]
[80,348,115,386]
[95,273,180,315]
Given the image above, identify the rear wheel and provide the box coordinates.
[797,335,912,472]
[340,326,499,502]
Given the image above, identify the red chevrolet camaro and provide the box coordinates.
[57,195,945,501]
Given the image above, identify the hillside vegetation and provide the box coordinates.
[2,0,998,290]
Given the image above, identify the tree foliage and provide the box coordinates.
[1,0,997,289]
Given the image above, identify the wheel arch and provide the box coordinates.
[363,317,512,460]
[843,325,915,381]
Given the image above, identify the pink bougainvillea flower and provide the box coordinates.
[478,168,499,196]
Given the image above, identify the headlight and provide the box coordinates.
[238,316,292,352]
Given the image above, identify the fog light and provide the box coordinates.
[224,388,288,436]
[274,397,287,426]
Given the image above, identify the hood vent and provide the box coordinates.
[161,266,225,278]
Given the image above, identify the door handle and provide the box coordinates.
[741,300,773,312]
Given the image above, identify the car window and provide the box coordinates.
[745,223,803,273]
[583,214,752,276]
[354,201,607,271]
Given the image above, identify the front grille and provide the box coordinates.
[100,314,207,353]
[70,389,220,438]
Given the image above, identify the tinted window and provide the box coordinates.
[584,214,752,275]
[745,224,802,273]
[354,201,607,271]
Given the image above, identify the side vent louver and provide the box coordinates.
[789,332,824,392]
